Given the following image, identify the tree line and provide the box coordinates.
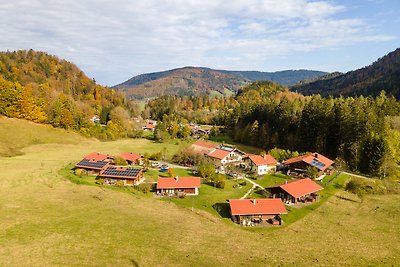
[144,81,400,178]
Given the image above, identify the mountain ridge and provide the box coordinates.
[290,48,400,98]
[113,67,327,99]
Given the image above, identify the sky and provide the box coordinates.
[1,0,399,86]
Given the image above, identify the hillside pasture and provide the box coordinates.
[0,118,399,266]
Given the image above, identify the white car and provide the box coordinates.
[151,162,160,167]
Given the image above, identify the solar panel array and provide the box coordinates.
[217,145,235,152]
[76,159,108,169]
[309,159,326,170]
[101,167,141,178]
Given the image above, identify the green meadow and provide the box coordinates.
[1,117,399,266]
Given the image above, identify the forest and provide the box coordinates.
[0,50,141,139]
[145,81,400,178]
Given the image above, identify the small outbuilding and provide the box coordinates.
[156,177,201,197]
[229,198,287,226]
[120,152,143,165]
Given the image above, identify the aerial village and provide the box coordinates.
[74,126,335,227]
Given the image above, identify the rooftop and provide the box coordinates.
[75,158,109,170]
[157,177,201,189]
[99,166,142,179]
[207,149,231,160]
[278,178,323,198]
[248,154,277,166]
[84,152,109,161]
[229,199,287,216]
[284,153,334,171]
[120,152,141,162]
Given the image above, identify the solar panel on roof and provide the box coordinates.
[76,159,108,169]
[309,159,325,170]
[217,145,235,152]
[101,167,142,178]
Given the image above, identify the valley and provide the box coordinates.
[0,117,399,266]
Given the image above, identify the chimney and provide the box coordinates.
[252,199,256,205]
[175,176,179,181]
[314,153,318,158]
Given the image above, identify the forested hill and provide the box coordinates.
[113,67,327,99]
[290,48,400,98]
[0,50,135,139]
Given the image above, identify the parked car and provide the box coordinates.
[160,164,168,169]
[151,162,160,167]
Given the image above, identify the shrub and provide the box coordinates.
[95,178,104,185]
[216,179,225,189]
[74,168,84,177]
[114,156,128,166]
[138,182,152,193]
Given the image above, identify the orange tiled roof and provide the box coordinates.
[248,154,277,166]
[229,199,287,216]
[284,153,334,171]
[207,149,231,160]
[120,152,141,162]
[157,177,201,189]
[279,178,323,198]
[84,152,108,161]
[192,140,218,149]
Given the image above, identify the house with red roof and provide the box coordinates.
[268,178,323,205]
[156,177,201,197]
[190,140,218,155]
[143,120,157,131]
[245,154,277,175]
[229,198,287,226]
[74,152,112,175]
[120,152,143,165]
[206,145,245,171]
[99,166,143,186]
[84,152,111,162]
[284,152,334,177]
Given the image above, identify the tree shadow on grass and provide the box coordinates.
[252,189,270,198]
[130,259,140,267]
[335,195,359,202]
[212,202,231,219]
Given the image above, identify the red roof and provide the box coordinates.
[229,199,287,216]
[248,154,277,166]
[144,122,155,129]
[193,140,218,149]
[84,152,108,161]
[279,178,323,198]
[207,149,230,160]
[284,153,334,171]
[157,177,201,189]
[120,152,141,162]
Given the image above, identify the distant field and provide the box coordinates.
[0,116,85,157]
[1,117,399,266]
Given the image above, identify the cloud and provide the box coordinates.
[0,0,396,85]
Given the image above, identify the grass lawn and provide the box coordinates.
[209,134,262,154]
[167,178,252,221]
[251,173,293,188]
[1,117,400,266]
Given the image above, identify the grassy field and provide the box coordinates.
[1,117,400,266]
